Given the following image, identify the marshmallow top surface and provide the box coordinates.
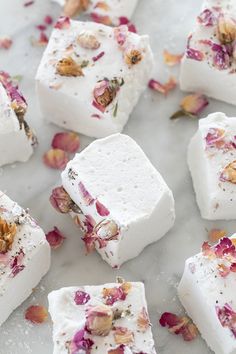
[48,282,156,354]
[62,134,170,225]
[0,192,48,291]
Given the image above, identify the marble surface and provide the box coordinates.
[0,0,236,353]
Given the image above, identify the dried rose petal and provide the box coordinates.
[92,51,105,62]
[93,78,123,111]
[214,237,236,258]
[108,346,126,354]
[50,186,73,213]
[10,249,25,277]
[217,14,236,44]
[119,17,137,33]
[95,200,110,216]
[114,26,128,46]
[46,227,66,249]
[31,32,48,47]
[90,13,112,26]
[197,9,216,26]
[43,149,69,170]
[159,312,198,341]
[103,282,131,306]
[230,263,236,272]
[95,220,119,241]
[69,328,94,353]
[212,43,230,70]
[54,16,71,30]
[220,160,236,184]
[0,253,9,266]
[94,1,110,11]
[52,132,80,153]
[78,182,94,206]
[25,305,48,324]
[74,290,90,305]
[86,305,113,336]
[202,241,216,259]
[137,307,150,332]
[148,77,177,96]
[24,1,34,6]
[163,50,183,66]
[208,229,227,243]
[186,48,204,61]
[205,128,226,148]
[113,327,134,345]
[216,303,236,337]
[0,37,13,50]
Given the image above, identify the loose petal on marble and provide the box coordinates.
[50,186,73,213]
[52,132,80,153]
[163,50,183,66]
[0,37,12,50]
[220,160,236,184]
[43,149,69,170]
[149,77,177,95]
[46,227,66,249]
[113,327,134,345]
[95,200,110,216]
[159,312,198,341]
[171,94,209,120]
[216,303,236,337]
[137,307,151,332]
[25,305,48,324]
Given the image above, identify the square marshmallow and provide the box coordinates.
[188,112,236,220]
[53,0,139,25]
[59,133,175,268]
[36,19,153,138]
[0,191,50,326]
[0,72,36,166]
[180,0,236,106]
[48,281,156,354]
[178,236,236,354]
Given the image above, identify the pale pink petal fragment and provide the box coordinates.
[74,290,90,305]
[78,182,94,206]
[50,186,72,213]
[43,149,69,170]
[159,312,198,341]
[10,249,25,277]
[137,307,151,332]
[212,43,230,70]
[52,132,80,153]
[46,227,66,249]
[149,77,177,96]
[0,37,12,50]
[205,128,226,148]
[202,241,216,259]
[95,200,110,216]
[54,16,71,30]
[216,304,236,337]
[163,50,183,66]
[25,305,48,324]
[114,26,128,46]
[69,329,94,353]
[119,17,137,33]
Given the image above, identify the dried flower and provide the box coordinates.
[0,37,13,50]
[220,160,236,184]
[137,307,150,332]
[56,57,84,77]
[159,312,198,341]
[124,49,142,66]
[77,31,100,50]
[186,48,204,61]
[43,149,69,169]
[52,132,80,153]
[0,218,17,253]
[170,93,209,120]
[95,200,110,216]
[103,282,131,306]
[63,0,89,17]
[86,305,113,336]
[50,186,80,214]
[46,227,66,249]
[163,50,183,66]
[197,9,216,27]
[113,327,134,345]
[69,329,94,353]
[25,305,48,324]
[148,77,177,96]
[217,14,236,44]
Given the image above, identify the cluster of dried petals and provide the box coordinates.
[69,328,94,353]
[216,303,236,337]
[25,305,48,324]
[93,78,124,112]
[46,227,66,249]
[77,30,100,50]
[56,57,84,77]
[137,307,151,332]
[148,77,177,96]
[217,14,236,45]
[43,149,69,169]
[63,0,89,17]
[118,17,137,34]
[78,182,95,206]
[124,48,142,66]
[0,218,17,253]
[220,160,236,184]
[113,327,134,345]
[159,312,198,341]
[74,290,91,305]
[163,50,183,66]
[52,132,80,153]
[86,305,113,336]
[50,186,80,214]
[103,282,131,306]
[171,93,209,120]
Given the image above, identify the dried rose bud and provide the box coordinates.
[171,93,209,119]
[86,305,113,336]
[50,186,75,214]
[220,160,236,184]
[77,31,100,50]
[63,0,89,17]
[0,218,17,253]
[93,78,124,111]
[124,49,142,66]
[217,14,236,44]
[56,57,84,77]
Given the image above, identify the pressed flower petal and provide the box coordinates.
[46,227,66,249]
[74,290,90,305]
[54,16,71,30]
[43,149,69,170]
[69,328,94,353]
[208,229,227,243]
[149,77,177,95]
[50,186,74,213]
[197,9,216,26]
[163,50,183,66]
[78,182,94,206]
[25,305,48,324]
[52,132,80,153]
[95,200,110,216]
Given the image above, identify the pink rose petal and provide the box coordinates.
[52,132,80,153]
[43,149,69,170]
[0,37,12,50]
[78,182,94,206]
[90,12,112,25]
[186,48,204,61]
[10,250,25,277]
[25,305,48,324]
[159,312,198,341]
[46,227,66,249]
[54,16,71,30]
[44,15,53,25]
[216,303,236,337]
[74,290,91,305]
[95,200,110,216]
[50,186,73,213]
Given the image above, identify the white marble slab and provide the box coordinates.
[0,0,236,353]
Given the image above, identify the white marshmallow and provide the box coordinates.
[0,191,51,326]
[36,19,153,138]
[53,0,139,25]
[61,133,175,267]
[188,112,236,220]
[180,0,236,106]
[178,235,236,354]
[0,78,36,166]
[48,281,156,354]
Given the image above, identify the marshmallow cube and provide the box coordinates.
[48,281,156,354]
[0,73,36,167]
[0,192,50,326]
[180,0,236,106]
[178,236,236,354]
[36,19,153,138]
[188,112,236,220]
[61,133,175,267]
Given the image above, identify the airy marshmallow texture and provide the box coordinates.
[0,83,34,166]
[0,192,50,326]
[53,0,139,24]
[188,112,236,220]
[48,282,156,354]
[62,133,175,267]
[180,0,236,106]
[178,236,236,354]
[36,20,154,138]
